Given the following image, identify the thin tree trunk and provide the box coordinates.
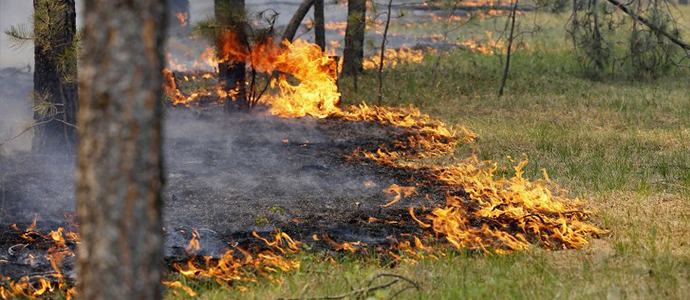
[314,0,326,50]
[32,0,77,155]
[77,0,166,299]
[498,0,518,97]
[282,0,316,42]
[342,0,367,76]
[377,0,393,105]
[216,0,248,111]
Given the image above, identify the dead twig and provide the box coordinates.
[366,273,421,290]
[277,280,398,300]
[277,273,419,300]
[606,0,690,52]
[0,119,53,147]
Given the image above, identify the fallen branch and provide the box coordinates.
[277,273,419,300]
[277,280,399,300]
[606,0,690,51]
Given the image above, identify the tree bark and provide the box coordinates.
[314,0,326,50]
[282,0,316,42]
[77,0,166,299]
[215,0,248,111]
[32,0,77,155]
[342,0,367,76]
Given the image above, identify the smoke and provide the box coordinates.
[0,0,417,253]
[1,108,398,236]
[162,110,394,237]
[0,68,33,154]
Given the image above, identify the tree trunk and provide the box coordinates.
[32,0,77,155]
[76,0,166,299]
[215,0,248,111]
[282,0,316,42]
[342,0,366,76]
[314,0,326,50]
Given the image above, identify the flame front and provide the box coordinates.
[215,32,341,118]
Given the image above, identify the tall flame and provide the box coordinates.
[216,32,341,118]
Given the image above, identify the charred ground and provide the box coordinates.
[0,106,458,279]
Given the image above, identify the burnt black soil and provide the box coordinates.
[0,108,457,279]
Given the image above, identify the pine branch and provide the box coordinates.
[4,24,34,50]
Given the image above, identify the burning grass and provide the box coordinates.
[161,32,603,257]
[159,32,603,293]
[1,23,608,299]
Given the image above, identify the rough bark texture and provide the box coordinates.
[282,0,316,42]
[32,0,77,154]
[314,0,326,50]
[215,0,248,111]
[76,0,166,299]
[342,0,367,76]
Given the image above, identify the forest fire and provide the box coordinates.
[1,217,76,299]
[160,33,602,256]
[3,24,601,300]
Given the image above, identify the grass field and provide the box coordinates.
[166,9,690,300]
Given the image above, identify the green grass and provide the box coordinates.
[166,9,690,300]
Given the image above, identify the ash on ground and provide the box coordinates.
[0,107,447,279]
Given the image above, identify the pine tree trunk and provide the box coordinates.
[32,0,77,154]
[76,0,166,299]
[215,0,248,111]
[342,0,366,76]
[314,0,326,50]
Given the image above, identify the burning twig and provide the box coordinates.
[382,184,417,208]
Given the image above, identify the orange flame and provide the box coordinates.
[175,12,189,27]
[382,184,417,207]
